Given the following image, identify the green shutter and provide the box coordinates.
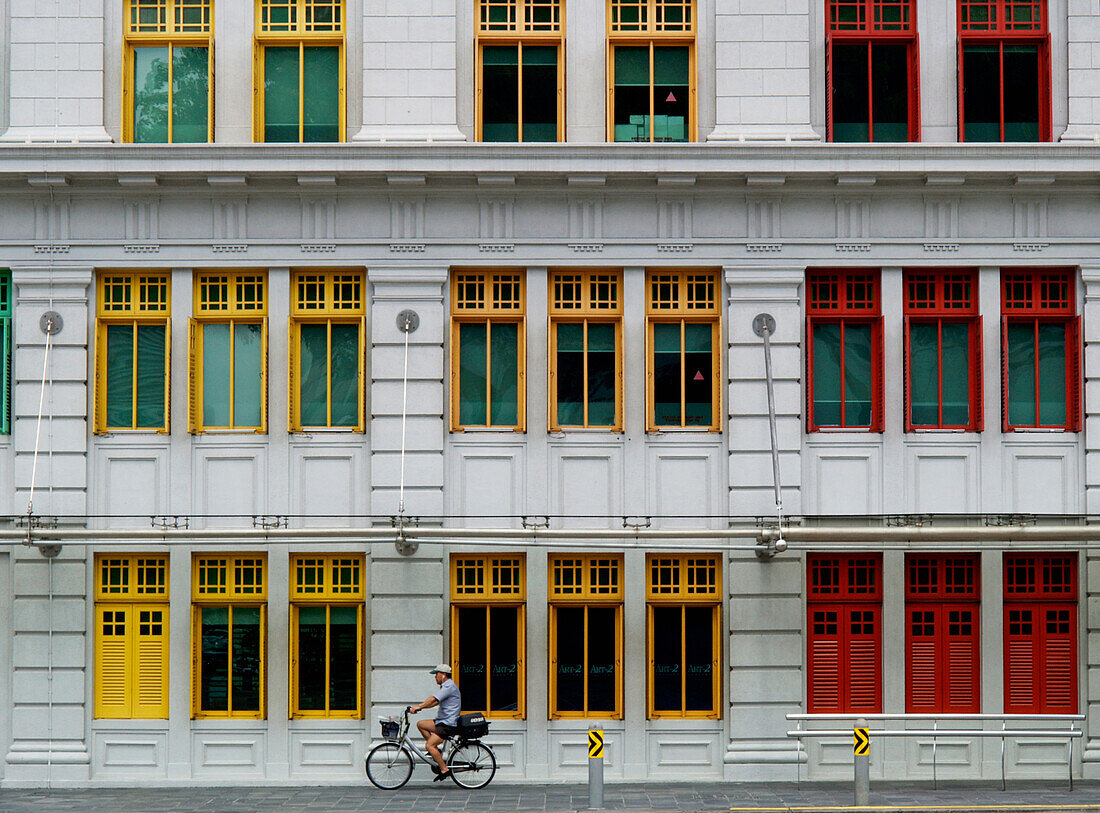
[940,322,971,426]
[134,324,166,429]
[843,323,873,427]
[908,322,938,426]
[812,323,842,426]
[652,322,682,426]
[202,322,231,426]
[1037,322,1067,426]
[1006,322,1036,426]
[586,323,616,427]
[0,271,10,436]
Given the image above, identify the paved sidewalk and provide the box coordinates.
[3,781,1100,813]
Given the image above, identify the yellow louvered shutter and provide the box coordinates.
[288,319,299,432]
[95,605,132,718]
[93,319,107,435]
[358,315,367,432]
[163,319,172,434]
[134,606,169,719]
[261,316,269,433]
[188,318,198,434]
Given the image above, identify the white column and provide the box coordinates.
[708,0,820,142]
[1061,3,1100,142]
[1,0,111,142]
[723,266,806,779]
[353,0,466,142]
[213,0,254,143]
[1080,267,1100,775]
[566,0,607,142]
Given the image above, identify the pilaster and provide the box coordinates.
[708,0,820,143]
[0,0,111,143]
[1061,2,1100,143]
[353,1,466,142]
[1081,266,1100,774]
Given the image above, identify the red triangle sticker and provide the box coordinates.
[693,371,704,381]
[666,92,677,103]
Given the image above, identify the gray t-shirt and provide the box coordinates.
[433,678,461,727]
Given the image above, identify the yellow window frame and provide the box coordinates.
[450,270,527,432]
[122,0,214,143]
[644,268,722,432]
[548,269,624,431]
[290,554,365,601]
[191,554,268,719]
[253,0,346,143]
[94,553,170,720]
[190,271,269,434]
[476,0,564,142]
[289,603,364,719]
[606,0,697,143]
[549,554,624,719]
[289,269,365,432]
[645,552,720,719]
[450,554,527,719]
[94,272,172,434]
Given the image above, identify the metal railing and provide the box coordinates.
[787,713,1085,791]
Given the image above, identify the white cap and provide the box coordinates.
[430,664,452,675]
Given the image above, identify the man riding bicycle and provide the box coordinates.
[409,663,461,782]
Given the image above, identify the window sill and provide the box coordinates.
[1008,427,1073,433]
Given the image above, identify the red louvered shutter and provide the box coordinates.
[806,318,815,432]
[873,315,885,432]
[973,316,984,431]
[903,316,914,432]
[1069,315,1082,432]
[1041,604,1077,713]
[809,633,841,712]
[944,605,979,712]
[1001,315,1010,432]
[846,606,881,712]
[825,37,834,141]
[1004,606,1037,713]
[906,606,937,711]
[909,36,922,141]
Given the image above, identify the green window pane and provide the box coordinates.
[231,606,262,712]
[297,606,327,710]
[172,46,209,143]
[329,323,360,427]
[587,322,616,427]
[940,322,971,426]
[963,44,1000,142]
[133,47,170,143]
[614,47,650,142]
[1037,322,1067,426]
[812,323,842,426]
[459,323,487,426]
[555,323,584,426]
[522,45,558,142]
[844,323,873,427]
[106,324,135,428]
[684,323,712,426]
[457,606,487,712]
[870,41,910,143]
[586,607,617,712]
[135,324,166,428]
[831,41,870,142]
[299,323,328,426]
[653,47,688,142]
[329,606,359,711]
[483,45,519,142]
[202,323,231,426]
[490,322,519,426]
[684,605,714,711]
[234,323,263,427]
[652,605,682,711]
[264,47,301,142]
[1003,45,1040,142]
[200,606,229,711]
[554,606,584,712]
[303,47,340,142]
[908,322,939,426]
[1007,322,1036,426]
[653,322,682,426]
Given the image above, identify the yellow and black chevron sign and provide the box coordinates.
[853,727,870,756]
[588,729,604,759]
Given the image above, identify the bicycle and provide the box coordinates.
[365,706,497,790]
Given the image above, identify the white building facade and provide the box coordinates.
[0,0,1100,788]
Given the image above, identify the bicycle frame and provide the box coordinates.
[383,709,458,768]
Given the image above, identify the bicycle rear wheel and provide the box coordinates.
[447,740,497,789]
[365,742,414,789]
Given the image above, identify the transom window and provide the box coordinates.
[608,0,695,142]
[190,272,268,433]
[124,0,212,143]
[255,0,345,142]
[290,269,365,431]
[451,270,526,431]
[646,269,721,431]
[959,0,1044,31]
[95,272,171,434]
[904,269,982,431]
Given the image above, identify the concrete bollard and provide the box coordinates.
[854,718,870,807]
[588,726,604,810]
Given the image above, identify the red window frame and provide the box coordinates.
[957,0,1051,142]
[807,554,882,713]
[1003,553,1078,714]
[806,269,884,432]
[826,0,920,142]
[905,554,980,713]
[903,269,983,432]
[1000,268,1081,432]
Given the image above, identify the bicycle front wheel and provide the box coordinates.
[447,740,497,789]
[365,742,414,789]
